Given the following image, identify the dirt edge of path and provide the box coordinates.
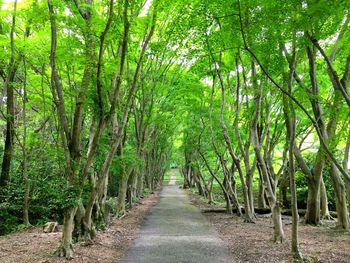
[188,190,350,263]
[0,190,161,263]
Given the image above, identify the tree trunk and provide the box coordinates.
[329,163,350,229]
[22,59,30,227]
[320,176,331,220]
[0,0,18,188]
[246,170,255,215]
[57,207,77,259]
[137,170,144,197]
[272,204,284,243]
[251,60,283,240]
[282,44,302,257]
[97,173,109,227]
[127,169,136,207]
[207,177,214,204]
[258,171,268,209]
[305,179,321,225]
[200,152,232,214]
[116,168,132,217]
[83,176,97,241]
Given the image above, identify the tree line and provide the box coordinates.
[177,0,350,260]
[0,0,183,258]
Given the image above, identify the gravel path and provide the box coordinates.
[122,174,232,263]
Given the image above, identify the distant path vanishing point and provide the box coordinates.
[122,170,232,263]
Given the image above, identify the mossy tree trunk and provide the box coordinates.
[116,168,133,217]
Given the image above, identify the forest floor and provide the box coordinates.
[1,178,349,263]
[0,190,160,263]
[189,191,350,263]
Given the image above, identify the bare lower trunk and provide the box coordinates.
[57,207,77,259]
[83,204,95,241]
[224,191,233,215]
[82,173,97,241]
[329,163,350,229]
[137,171,144,197]
[345,179,350,210]
[23,174,30,226]
[289,153,302,259]
[127,169,136,207]
[207,177,214,204]
[320,176,331,220]
[247,171,255,215]
[272,204,284,243]
[0,0,17,188]
[22,141,30,226]
[258,171,268,209]
[97,174,109,227]
[280,183,288,209]
[116,168,132,217]
[305,179,321,225]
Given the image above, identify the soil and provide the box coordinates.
[1,185,349,263]
[188,191,350,263]
[0,191,160,263]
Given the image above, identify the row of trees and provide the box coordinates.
[177,0,350,260]
[0,0,187,258]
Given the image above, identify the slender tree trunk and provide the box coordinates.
[246,170,254,215]
[0,0,18,188]
[137,170,144,197]
[58,207,77,258]
[258,170,268,209]
[279,172,289,209]
[320,177,331,220]
[22,59,30,226]
[200,152,232,214]
[48,0,95,257]
[23,153,30,226]
[83,175,97,241]
[305,178,321,225]
[127,169,137,207]
[271,204,284,243]
[233,57,255,216]
[282,43,302,258]
[116,168,133,217]
[289,143,302,258]
[343,130,350,206]
[97,173,109,226]
[81,0,129,241]
[328,163,350,228]
[207,176,214,204]
[251,61,283,242]
[217,71,253,222]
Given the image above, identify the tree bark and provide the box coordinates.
[57,207,77,259]
[48,0,95,257]
[0,0,18,188]
[282,44,302,259]
[328,163,350,228]
[320,177,331,220]
[251,61,284,242]
[116,168,133,217]
[22,58,30,226]
[212,56,254,222]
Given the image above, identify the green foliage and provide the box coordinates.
[0,0,349,249]
[105,197,118,215]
